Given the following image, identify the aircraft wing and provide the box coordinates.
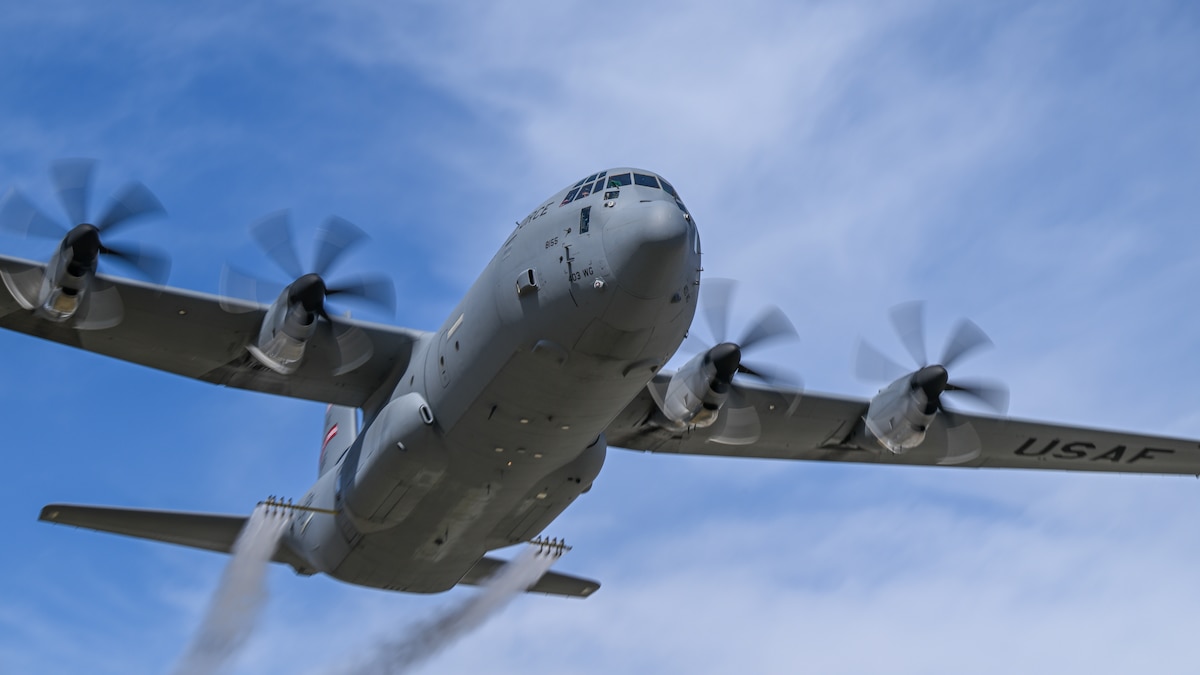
[606,374,1200,475]
[0,255,424,408]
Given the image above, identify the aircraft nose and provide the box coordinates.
[602,200,691,299]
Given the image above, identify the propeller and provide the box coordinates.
[0,159,170,284]
[855,301,1009,464]
[221,210,396,374]
[694,278,802,444]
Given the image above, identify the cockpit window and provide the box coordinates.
[633,173,660,188]
[562,171,611,206]
[607,173,632,188]
[562,170,684,207]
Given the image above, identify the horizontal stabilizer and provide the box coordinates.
[39,503,309,571]
[460,555,600,599]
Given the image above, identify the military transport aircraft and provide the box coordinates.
[3,160,1198,598]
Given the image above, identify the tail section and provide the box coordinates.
[38,503,312,573]
[320,404,358,477]
[39,502,602,598]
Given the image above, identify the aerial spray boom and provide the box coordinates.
[259,495,338,516]
[529,536,572,557]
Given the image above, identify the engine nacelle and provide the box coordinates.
[651,349,731,431]
[856,374,938,454]
[247,297,318,374]
[0,245,95,322]
[338,392,445,532]
[40,249,93,318]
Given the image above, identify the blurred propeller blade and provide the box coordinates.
[326,274,397,316]
[50,158,96,226]
[645,377,671,416]
[945,377,1010,414]
[709,389,762,445]
[99,242,171,285]
[854,338,910,383]
[701,277,736,344]
[939,318,993,369]
[738,359,802,392]
[312,216,368,278]
[250,210,305,279]
[889,300,928,367]
[332,323,374,376]
[95,182,165,235]
[939,410,983,466]
[738,305,798,352]
[73,278,125,331]
[219,264,282,312]
[0,189,66,239]
[687,276,804,431]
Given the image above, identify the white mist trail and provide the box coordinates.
[341,546,559,675]
[171,504,291,675]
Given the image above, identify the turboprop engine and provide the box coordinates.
[852,302,1009,464]
[648,279,800,445]
[219,211,395,375]
[248,273,336,374]
[860,365,950,454]
[0,159,169,329]
[651,343,742,431]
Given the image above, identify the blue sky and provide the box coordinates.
[2,1,1200,673]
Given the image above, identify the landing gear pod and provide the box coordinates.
[338,393,446,531]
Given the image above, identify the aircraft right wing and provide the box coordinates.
[606,374,1200,476]
[0,255,426,408]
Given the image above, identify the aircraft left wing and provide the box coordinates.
[606,374,1200,475]
[0,255,425,408]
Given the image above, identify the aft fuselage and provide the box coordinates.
[287,169,701,592]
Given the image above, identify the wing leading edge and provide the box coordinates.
[0,255,426,408]
[606,373,1200,475]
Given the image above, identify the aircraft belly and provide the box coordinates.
[330,469,604,593]
[327,202,697,594]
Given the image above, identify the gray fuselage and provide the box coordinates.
[285,168,701,592]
